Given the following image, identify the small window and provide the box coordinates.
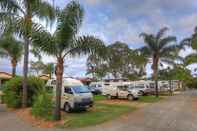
[64,87,73,94]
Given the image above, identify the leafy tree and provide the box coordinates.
[32,1,105,120]
[0,34,23,76]
[30,60,45,75]
[86,41,147,79]
[139,27,179,97]
[0,0,55,108]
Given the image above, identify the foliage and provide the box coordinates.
[0,33,23,76]
[32,89,54,120]
[3,76,45,108]
[158,66,192,81]
[86,41,147,79]
[186,77,197,89]
[0,0,56,108]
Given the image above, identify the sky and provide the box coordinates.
[0,0,197,77]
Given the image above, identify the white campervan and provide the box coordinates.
[103,82,139,101]
[46,78,93,112]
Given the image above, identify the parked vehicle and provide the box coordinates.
[46,78,93,112]
[132,80,152,95]
[103,82,139,101]
[88,82,104,95]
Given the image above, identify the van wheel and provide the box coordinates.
[107,94,112,100]
[64,103,71,113]
[127,94,134,101]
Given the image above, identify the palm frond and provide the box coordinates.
[33,0,56,26]
[159,36,176,49]
[139,33,157,52]
[56,1,84,49]
[156,27,168,40]
[66,36,105,58]
[184,53,197,65]
[0,0,24,14]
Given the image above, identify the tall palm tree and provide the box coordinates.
[0,0,55,107]
[0,34,23,76]
[32,1,105,120]
[139,27,179,97]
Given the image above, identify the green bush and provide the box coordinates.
[3,76,45,108]
[32,90,54,120]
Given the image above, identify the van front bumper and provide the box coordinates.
[74,101,93,109]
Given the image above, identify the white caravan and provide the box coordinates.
[46,78,93,112]
[103,82,139,101]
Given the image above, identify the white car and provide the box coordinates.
[46,78,93,112]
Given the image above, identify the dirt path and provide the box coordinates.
[1,90,197,131]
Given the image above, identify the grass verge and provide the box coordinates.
[60,103,135,128]
[138,95,163,103]
[93,95,106,101]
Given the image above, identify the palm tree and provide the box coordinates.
[0,34,23,76]
[139,27,179,97]
[32,1,105,120]
[0,0,55,108]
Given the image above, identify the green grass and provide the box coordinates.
[93,95,106,101]
[138,95,162,103]
[61,104,135,128]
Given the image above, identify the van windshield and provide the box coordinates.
[72,86,90,94]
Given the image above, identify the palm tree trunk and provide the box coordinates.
[22,38,30,108]
[54,57,64,120]
[11,59,17,77]
[152,56,159,97]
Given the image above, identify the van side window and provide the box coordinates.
[64,87,73,94]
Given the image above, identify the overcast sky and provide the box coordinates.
[0,0,197,77]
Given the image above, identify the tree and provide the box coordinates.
[30,60,45,75]
[0,34,23,76]
[42,63,55,79]
[86,41,147,80]
[32,1,105,120]
[139,27,179,97]
[0,0,55,108]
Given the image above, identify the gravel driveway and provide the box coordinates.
[1,90,197,131]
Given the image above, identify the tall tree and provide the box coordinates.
[139,27,179,97]
[0,0,55,107]
[32,1,105,120]
[0,34,23,76]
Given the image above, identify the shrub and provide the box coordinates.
[3,76,45,108]
[32,90,54,120]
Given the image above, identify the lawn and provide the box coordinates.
[61,103,135,128]
[93,95,106,101]
[138,95,163,103]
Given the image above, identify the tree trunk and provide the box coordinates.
[54,57,64,120]
[22,38,30,108]
[152,56,159,97]
[11,59,17,77]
